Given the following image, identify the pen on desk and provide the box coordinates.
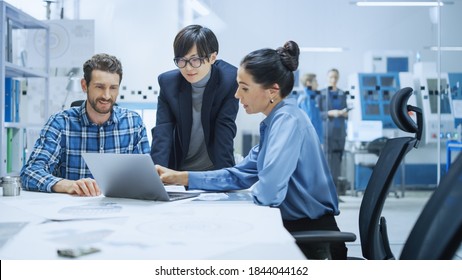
[57,246,101,258]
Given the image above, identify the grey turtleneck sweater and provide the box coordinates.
[179,70,214,171]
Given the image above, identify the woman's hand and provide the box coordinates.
[155,165,189,186]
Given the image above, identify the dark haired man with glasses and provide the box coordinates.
[151,25,239,172]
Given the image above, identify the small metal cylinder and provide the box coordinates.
[1,176,21,196]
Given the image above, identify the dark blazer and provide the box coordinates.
[150,59,239,170]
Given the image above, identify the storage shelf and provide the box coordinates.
[4,122,44,129]
[5,62,48,78]
[1,0,50,176]
[4,2,48,29]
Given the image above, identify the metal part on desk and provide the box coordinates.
[57,246,101,258]
[0,176,21,196]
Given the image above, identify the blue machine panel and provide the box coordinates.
[387,57,409,73]
[358,73,400,128]
[448,72,462,128]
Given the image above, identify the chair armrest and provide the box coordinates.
[291,230,357,243]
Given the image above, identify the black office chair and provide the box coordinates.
[292,87,423,260]
[355,136,397,197]
[70,100,85,107]
[358,86,422,260]
[400,152,462,260]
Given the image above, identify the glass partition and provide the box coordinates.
[180,0,460,195]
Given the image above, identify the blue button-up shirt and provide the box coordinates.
[20,102,150,193]
[189,98,339,220]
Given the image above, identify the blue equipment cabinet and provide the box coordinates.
[358,73,400,129]
[448,72,462,128]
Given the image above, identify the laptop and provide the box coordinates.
[82,153,200,201]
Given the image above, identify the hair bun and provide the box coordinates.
[276,41,300,72]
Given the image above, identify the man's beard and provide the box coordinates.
[89,97,114,114]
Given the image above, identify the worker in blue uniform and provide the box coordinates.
[297,73,323,144]
[319,68,349,195]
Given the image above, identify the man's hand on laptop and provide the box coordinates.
[52,178,101,196]
[155,165,189,187]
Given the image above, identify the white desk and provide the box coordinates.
[0,190,305,260]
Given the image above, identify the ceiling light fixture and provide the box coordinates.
[426,46,462,51]
[300,47,346,53]
[353,1,452,7]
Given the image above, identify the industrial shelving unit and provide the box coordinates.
[1,0,49,176]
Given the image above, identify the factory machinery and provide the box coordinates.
[344,62,461,195]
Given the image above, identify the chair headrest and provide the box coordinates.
[390,87,418,134]
[70,100,85,107]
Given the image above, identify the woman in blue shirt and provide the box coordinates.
[156,41,346,259]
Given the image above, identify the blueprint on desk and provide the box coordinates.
[192,192,253,202]
[1,195,171,221]
[0,222,28,249]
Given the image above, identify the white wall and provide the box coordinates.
[79,0,179,99]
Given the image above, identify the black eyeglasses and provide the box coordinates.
[173,57,206,68]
